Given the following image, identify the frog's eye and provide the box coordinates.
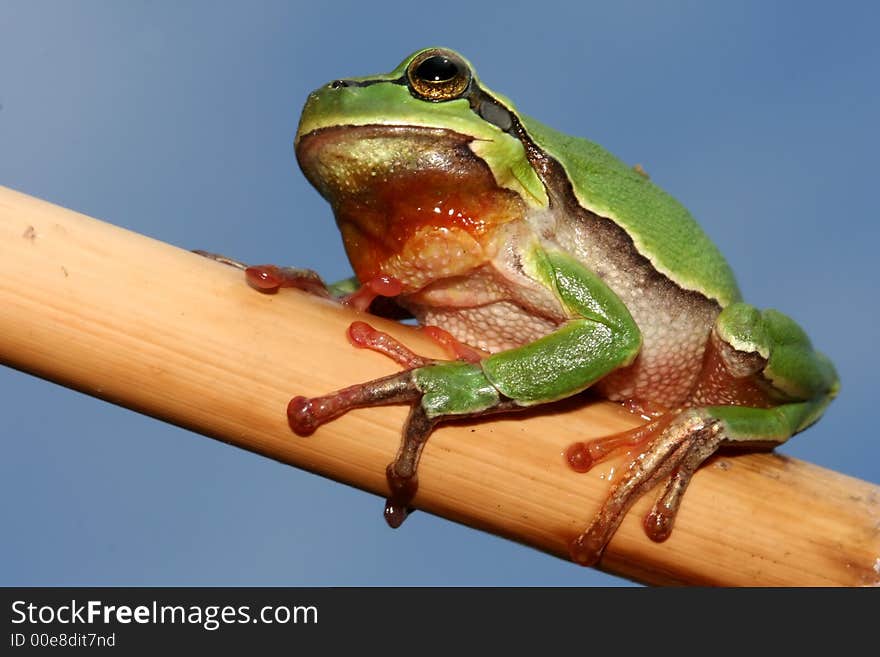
[406,50,471,101]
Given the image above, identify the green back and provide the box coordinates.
[522,116,742,307]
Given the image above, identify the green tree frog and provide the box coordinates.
[217,48,839,566]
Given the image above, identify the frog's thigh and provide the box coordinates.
[482,318,641,404]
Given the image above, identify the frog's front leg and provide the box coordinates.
[193,250,411,316]
[289,248,643,529]
[193,250,338,297]
[288,361,516,527]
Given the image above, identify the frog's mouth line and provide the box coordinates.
[295,123,474,161]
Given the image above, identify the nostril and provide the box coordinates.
[330,79,350,89]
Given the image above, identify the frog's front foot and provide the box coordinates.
[193,250,414,316]
[288,360,512,527]
[288,322,509,527]
[287,368,431,526]
[193,250,331,297]
[568,410,725,566]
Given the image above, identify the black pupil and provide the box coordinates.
[415,55,459,83]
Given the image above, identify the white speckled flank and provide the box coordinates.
[416,301,560,353]
[550,206,720,406]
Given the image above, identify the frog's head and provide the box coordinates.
[294,48,545,292]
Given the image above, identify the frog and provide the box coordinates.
[206,47,839,567]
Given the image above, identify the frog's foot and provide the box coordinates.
[564,412,677,473]
[288,370,421,437]
[347,320,487,368]
[343,275,403,311]
[288,372,431,527]
[288,362,514,528]
[288,370,427,527]
[420,325,487,363]
[347,321,432,369]
[192,250,331,297]
[286,370,427,526]
[383,404,437,527]
[306,321,493,525]
[383,394,520,527]
[569,410,725,566]
[244,264,331,295]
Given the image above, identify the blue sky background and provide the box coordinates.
[1,1,877,586]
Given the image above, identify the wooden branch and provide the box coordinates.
[1,185,878,586]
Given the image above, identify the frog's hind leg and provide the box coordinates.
[564,411,677,474]
[569,410,725,566]
[641,428,726,543]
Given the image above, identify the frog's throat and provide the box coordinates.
[296,124,528,291]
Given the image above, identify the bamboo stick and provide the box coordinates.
[0,185,877,586]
